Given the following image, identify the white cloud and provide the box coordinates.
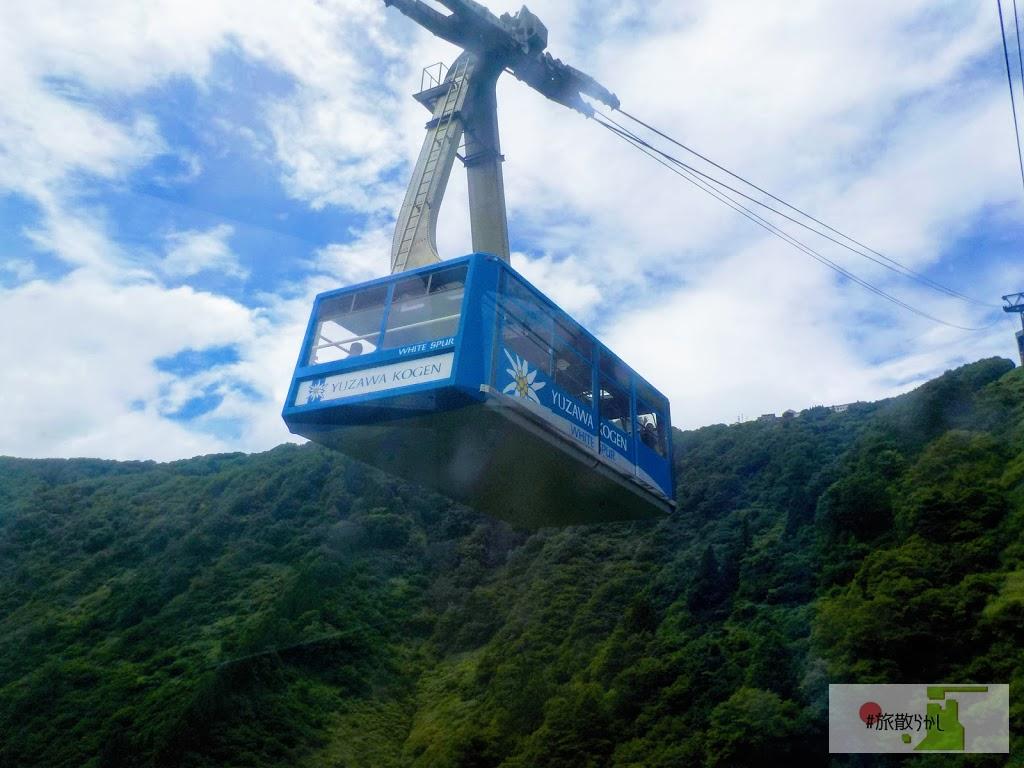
[268,91,405,213]
[314,225,393,284]
[0,0,411,221]
[23,204,153,280]
[498,1,1005,281]
[210,292,320,449]
[0,259,38,284]
[0,67,163,205]
[604,237,1013,428]
[514,252,602,317]
[0,272,258,459]
[163,224,245,279]
[0,0,1020,461]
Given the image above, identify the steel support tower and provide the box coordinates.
[1004,292,1024,365]
[382,0,619,273]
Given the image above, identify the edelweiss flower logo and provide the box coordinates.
[503,349,545,404]
[307,378,327,402]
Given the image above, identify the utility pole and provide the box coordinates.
[1004,292,1024,365]
[382,0,619,273]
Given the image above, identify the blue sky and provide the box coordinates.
[1,0,1022,460]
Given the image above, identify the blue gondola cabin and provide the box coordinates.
[283,253,675,527]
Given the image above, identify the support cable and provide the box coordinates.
[591,115,998,332]
[998,0,1024,195]
[611,108,997,308]
[1014,0,1024,99]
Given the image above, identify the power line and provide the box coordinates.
[612,108,997,308]
[594,119,977,329]
[591,116,946,324]
[998,0,1024,196]
[591,115,998,332]
[599,111,942,288]
[1014,0,1024,115]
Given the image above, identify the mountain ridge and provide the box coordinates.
[1,357,1021,767]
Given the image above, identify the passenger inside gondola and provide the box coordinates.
[637,388,668,457]
[308,284,387,364]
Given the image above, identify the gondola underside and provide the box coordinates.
[287,388,673,528]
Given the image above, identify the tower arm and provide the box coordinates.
[508,52,619,115]
[1003,292,1024,312]
[383,0,462,46]
[382,0,617,273]
[384,0,516,52]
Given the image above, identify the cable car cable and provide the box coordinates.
[1014,0,1024,97]
[997,0,1024,195]
[599,111,945,287]
[592,115,1000,332]
[610,108,997,308]
[596,115,1001,332]
[592,116,960,326]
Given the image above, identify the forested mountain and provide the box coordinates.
[1,357,1022,767]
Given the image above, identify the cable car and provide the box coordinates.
[283,1,676,525]
[282,253,675,527]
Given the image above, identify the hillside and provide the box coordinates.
[1,357,1022,767]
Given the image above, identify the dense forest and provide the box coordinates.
[1,357,1022,767]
